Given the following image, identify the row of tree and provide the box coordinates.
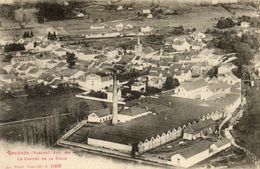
[47,31,57,41]
[23,31,34,38]
[25,83,75,101]
[22,113,60,145]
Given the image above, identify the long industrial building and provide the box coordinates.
[84,93,241,155]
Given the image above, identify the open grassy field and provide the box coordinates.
[0,91,107,123]
[0,91,109,143]
[44,5,257,36]
[0,5,256,38]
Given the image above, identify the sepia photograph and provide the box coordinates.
[0,0,259,169]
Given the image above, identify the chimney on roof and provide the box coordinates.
[112,75,118,125]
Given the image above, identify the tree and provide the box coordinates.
[207,66,218,78]
[146,86,162,95]
[4,43,25,52]
[47,31,51,39]
[65,52,77,68]
[146,34,164,44]
[216,17,235,29]
[2,53,13,62]
[30,31,34,37]
[47,31,57,41]
[23,31,27,38]
[170,25,185,35]
[163,77,180,90]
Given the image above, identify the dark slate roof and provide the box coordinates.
[213,138,231,148]
[177,140,213,159]
[119,106,147,116]
[181,80,208,91]
[55,62,67,68]
[91,108,111,118]
[101,76,112,82]
[184,119,216,134]
[77,93,239,146]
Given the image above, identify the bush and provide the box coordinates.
[4,43,25,52]
[170,25,185,35]
[146,87,161,95]
[146,34,164,44]
[216,17,235,29]
[163,77,180,90]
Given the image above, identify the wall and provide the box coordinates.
[88,138,132,153]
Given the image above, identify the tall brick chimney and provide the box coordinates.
[112,75,118,125]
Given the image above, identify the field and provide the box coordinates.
[0,90,109,143]
[0,5,257,38]
[0,91,108,123]
[43,6,257,36]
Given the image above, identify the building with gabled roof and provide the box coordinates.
[88,108,112,123]
[118,106,151,123]
[172,38,191,52]
[183,119,216,140]
[173,79,208,99]
[221,73,240,85]
[170,138,231,168]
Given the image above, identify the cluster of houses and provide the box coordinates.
[0,37,126,92]
[173,77,240,101]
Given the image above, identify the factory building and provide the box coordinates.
[183,119,216,140]
[170,138,232,168]
[86,91,240,155]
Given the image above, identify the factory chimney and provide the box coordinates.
[112,75,118,125]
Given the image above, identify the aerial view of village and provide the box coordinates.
[0,0,260,168]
